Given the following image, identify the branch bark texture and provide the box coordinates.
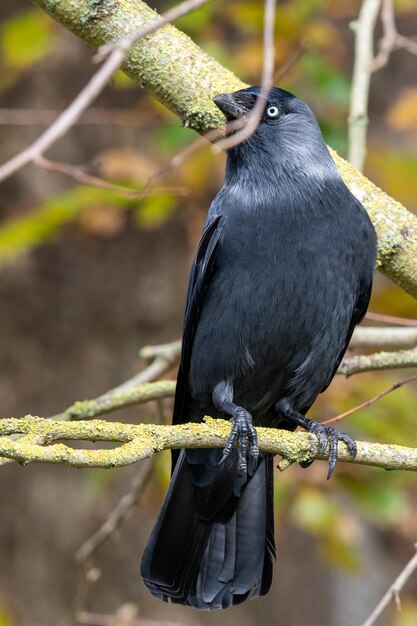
[1,415,417,472]
[31,0,417,299]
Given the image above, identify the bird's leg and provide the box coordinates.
[275,398,357,479]
[212,382,259,483]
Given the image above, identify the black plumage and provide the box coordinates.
[141,86,377,610]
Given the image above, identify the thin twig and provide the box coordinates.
[0,0,209,183]
[273,39,309,81]
[347,0,382,171]
[0,108,157,127]
[323,373,417,425]
[359,545,417,626]
[35,156,188,198]
[72,462,153,623]
[372,0,417,71]
[213,0,277,151]
[365,312,417,326]
[98,340,181,399]
[77,461,152,563]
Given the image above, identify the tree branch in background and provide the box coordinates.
[347,0,381,171]
[72,462,154,625]
[365,312,417,326]
[339,347,417,377]
[51,380,176,422]
[359,545,417,626]
[349,326,417,350]
[35,156,188,198]
[324,373,417,426]
[0,108,159,127]
[372,0,417,72]
[99,341,181,399]
[1,415,417,472]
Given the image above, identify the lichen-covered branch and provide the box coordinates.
[1,415,417,472]
[340,347,417,377]
[31,0,417,299]
[52,380,176,421]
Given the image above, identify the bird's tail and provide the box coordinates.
[140,450,275,610]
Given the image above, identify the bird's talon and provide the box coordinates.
[220,409,259,481]
[307,422,357,479]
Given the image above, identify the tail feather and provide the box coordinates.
[141,451,275,610]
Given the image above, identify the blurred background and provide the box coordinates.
[0,0,417,625]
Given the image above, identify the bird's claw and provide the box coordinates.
[220,409,259,483]
[308,422,357,479]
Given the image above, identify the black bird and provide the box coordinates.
[141,86,377,610]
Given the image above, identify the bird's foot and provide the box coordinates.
[276,400,357,479]
[306,421,357,479]
[220,408,259,483]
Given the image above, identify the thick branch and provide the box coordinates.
[30,0,417,300]
[1,416,417,471]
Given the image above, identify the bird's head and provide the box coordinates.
[213,86,334,184]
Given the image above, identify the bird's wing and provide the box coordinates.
[320,274,373,393]
[172,213,223,427]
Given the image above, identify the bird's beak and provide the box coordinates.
[213,93,249,121]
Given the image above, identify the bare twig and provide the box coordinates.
[365,312,417,326]
[99,340,181,399]
[359,545,417,626]
[1,415,417,472]
[349,326,417,350]
[0,108,157,127]
[77,461,152,563]
[35,156,188,198]
[348,0,382,171]
[339,347,417,377]
[213,0,277,151]
[273,39,310,81]
[72,462,153,623]
[0,0,209,183]
[323,373,417,425]
[372,0,417,72]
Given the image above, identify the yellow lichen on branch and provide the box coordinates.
[1,415,417,472]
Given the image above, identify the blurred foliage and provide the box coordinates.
[0,0,416,603]
[0,8,54,91]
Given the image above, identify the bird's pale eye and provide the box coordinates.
[266,105,279,119]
